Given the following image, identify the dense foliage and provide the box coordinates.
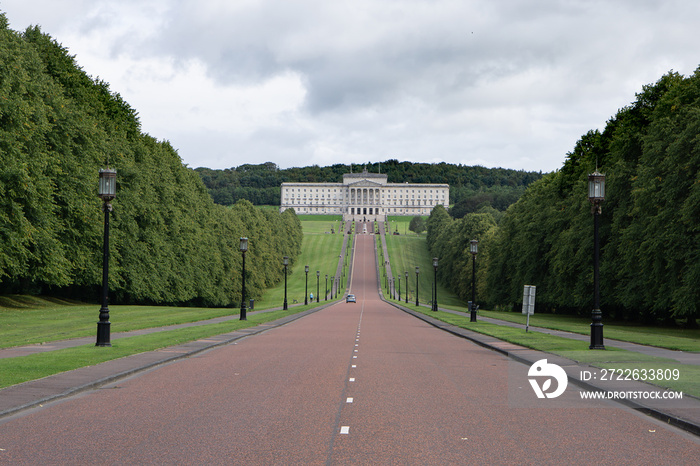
[0,16,302,306]
[195,160,541,210]
[428,70,700,326]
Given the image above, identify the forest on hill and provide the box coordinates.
[0,15,302,306]
[428,69,700,326]
[195,161,542,216]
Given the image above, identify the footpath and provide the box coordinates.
[2,224,699,439]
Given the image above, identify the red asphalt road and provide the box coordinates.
[1,233,699,464]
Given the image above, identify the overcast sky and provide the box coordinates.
[2,0,699,172]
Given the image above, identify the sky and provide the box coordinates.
[2,0,699,173]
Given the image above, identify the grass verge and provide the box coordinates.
[404,304,700,398]
[0,306,316,389]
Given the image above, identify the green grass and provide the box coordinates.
[0,299,238,349]
[404,305,700,398]
[0,306,317,389]
[382,232,463,307]
[252,219,347,308]
[474,309,700,352]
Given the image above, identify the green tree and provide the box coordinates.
[408,216,426,235]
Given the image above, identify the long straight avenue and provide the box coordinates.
[0,231,698,464]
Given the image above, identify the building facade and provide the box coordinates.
[280,170,449,221]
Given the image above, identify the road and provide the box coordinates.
[1,232,699,464]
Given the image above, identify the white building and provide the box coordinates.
[280,169,449,221]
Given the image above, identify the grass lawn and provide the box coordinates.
[404,305,700,398]
[253,218,347,309]
[0,306,319,389]
[0,299,238,349]
[382,232,463,307]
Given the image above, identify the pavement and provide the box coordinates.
[1,222,698,439]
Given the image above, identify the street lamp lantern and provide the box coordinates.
[305,265,309,305]
[588,171,606,204]
[98,168,117,201]
[470,239,478,322]
[588,171,606,349]
[239,237,249,320]
[96,168,117,347]
[283,256,289,310]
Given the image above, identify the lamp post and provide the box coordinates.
[325,274,328,301]
[96,168,116,347]
[398,275,401,301]
[316,270,320,303]
[283,256,289,310]
[331,275,335,299]
[432,257,438,312]
[415,266,419,306]
[588,171,606,349]
[405,271,409,303]
[470,239,478,322]
[239,237,248,321]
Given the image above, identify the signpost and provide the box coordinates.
[522,285,536,332]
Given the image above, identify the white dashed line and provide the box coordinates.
[352,365,356,368]
[346,397,354,403]
[340,426,350,434]
[353,356,357,359]
[349,377,355,382]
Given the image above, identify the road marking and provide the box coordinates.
[353,355,357,359]
[352,365,357,368]
[340,426,350,434]
[346,397,353,403]
[354,349,358,352]
[349,378,355,382]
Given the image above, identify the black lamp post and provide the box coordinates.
[316,270,320,303]
[304,265,309,305]
[331,275,335,299]
[283,256,289,310]
[588,171,606,349]
[239,237,248,321]
[405,271,409,303]
[432,257,438,312]
[96,168,116,347]
[415,266,419,306]
[470,239,478,322]
[397,275,401,301]
[325,274,328,301]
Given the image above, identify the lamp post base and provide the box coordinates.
[590,309,604,349]
[96,319,111,347]
[470,309,477,322]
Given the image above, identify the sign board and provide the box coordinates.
[523,285,536,332]
[522,285,536,315]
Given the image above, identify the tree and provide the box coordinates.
[408,216,426,235]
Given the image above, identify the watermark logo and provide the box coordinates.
[528,359,568,399]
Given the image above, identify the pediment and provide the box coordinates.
[347,179,383,187]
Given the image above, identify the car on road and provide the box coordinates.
[346,294,356,303]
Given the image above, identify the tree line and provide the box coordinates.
[195,160,542,212]
[0,16,302,306]
[428,69,700,326]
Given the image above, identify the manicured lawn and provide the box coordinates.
[252,219,347,308]
[0,306,317,389]
[0,299,238,349]
[475,309,700,352]
[405,306,700,398]
[382,232,463,307]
